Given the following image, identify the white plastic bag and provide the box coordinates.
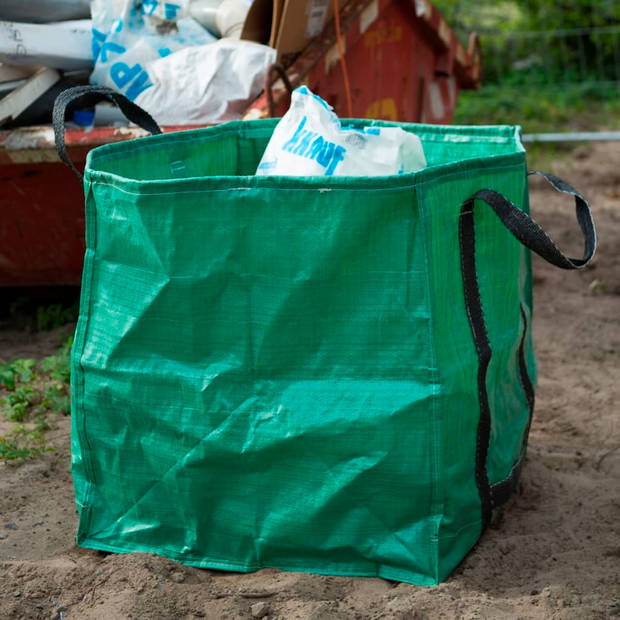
[90,0,215,102]
[90,0,274,124]
[256,86,426,177]
[135,39,275,124]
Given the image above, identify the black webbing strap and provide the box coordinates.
[459,172,596,527]
[53,85,163,181]
[467,171,596,269]
[488,304,535,510]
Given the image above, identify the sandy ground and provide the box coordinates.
[1,142,619,619]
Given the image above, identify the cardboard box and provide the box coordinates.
[242,0,335,57]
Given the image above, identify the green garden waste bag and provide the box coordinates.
[54,86,596,585]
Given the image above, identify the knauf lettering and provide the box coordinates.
[256,86,427,176]
[282,117,346,175]
[92,16,153,102]
[110,62,153,101]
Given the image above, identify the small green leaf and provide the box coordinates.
[0,365,16,391]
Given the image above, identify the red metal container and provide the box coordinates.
[0,0,479,287]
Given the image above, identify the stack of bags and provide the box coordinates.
[0,0,275,128]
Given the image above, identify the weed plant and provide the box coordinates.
[0,336,72,462]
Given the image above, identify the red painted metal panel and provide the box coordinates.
[0,0,479,286]
[0,161,85,286]
[246,0,480,121]
[0,126,199,286]
[304,0,459,123]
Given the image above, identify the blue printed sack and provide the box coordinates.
[89,0,274,125]
[257,87,427,177]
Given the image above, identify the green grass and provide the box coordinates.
[0,335,73,463]
[454,81,620,132]
[453,80,620,169]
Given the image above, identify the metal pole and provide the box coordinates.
[522,131,620,142]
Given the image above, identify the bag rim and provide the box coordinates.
[84,119,525,189]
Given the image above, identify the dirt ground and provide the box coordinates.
[1,142,619,619]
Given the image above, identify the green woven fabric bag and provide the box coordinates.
[54,87,595,585]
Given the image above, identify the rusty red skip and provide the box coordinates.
[0,0,480,287]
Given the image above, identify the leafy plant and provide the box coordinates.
[41,384,71,415]
[0,425,51,462]
[0,336,73,462]
[0,364,16,391]
[3,386,38,422]
[41,336,73,384]
[0,358,36,391]
[36,302,79,332]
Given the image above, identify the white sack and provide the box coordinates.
[134,40,275,124]
[90,0,214,103]
[90,0,274,125]
[257,86,427,177]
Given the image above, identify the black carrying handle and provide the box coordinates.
[459,171,596,528]
[463,171,596,269]
[53,85,163,181]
